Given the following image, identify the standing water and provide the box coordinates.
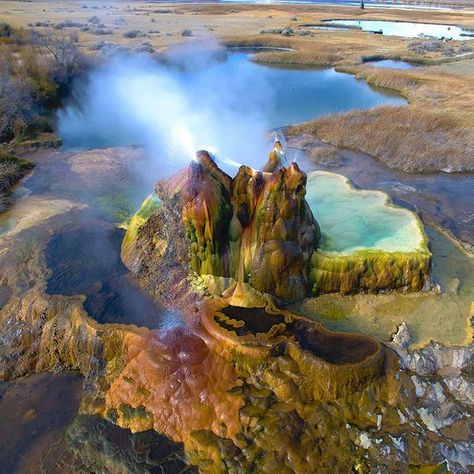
[322,19,473,39]
[57,52,406,152]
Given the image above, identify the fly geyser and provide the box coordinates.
[122,142,431,301]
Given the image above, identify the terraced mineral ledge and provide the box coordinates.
[306,171,432,295]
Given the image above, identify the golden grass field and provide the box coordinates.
[290,61,474,172]
[1,0,473,171]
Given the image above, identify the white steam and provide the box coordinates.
[58,47,275,175]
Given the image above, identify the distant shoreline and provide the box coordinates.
[214,0,472,10]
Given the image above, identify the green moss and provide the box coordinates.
[121,192,162,257]
[138,386,151,397]
[118,403,152,421]
[311,248,431,295]
[136,192,162,221]
[106,408,118,423]
[408,462,449,474]
[98,190,159,225]
[319,301,346,320]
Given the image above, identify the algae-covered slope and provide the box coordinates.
[121,192,161,271]
[306,171,431,294]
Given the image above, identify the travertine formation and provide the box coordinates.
[0,145,470,473]
[123,143,320,302]
[2,285,472,472]
[122,143,431,300]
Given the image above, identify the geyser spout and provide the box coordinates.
[262,140,288,173]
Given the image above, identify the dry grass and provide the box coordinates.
[1,1,473,61]
[345,66,422,92]
[0,149,33,211]
[288,60,474,173]
[1,1,473,173]
[344,64,474,124]
[308,145,342,167]
[224,35,343,66]
[376,0,473,6]
[224,32,441,67]
[291,106,474,172]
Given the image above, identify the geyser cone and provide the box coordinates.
[122,144,320,302]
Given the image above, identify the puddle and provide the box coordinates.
[0,372,82,474]
[364,59,415,69]
[0,373,195,473]
[219,305,285,336]
[217,305,380,364]
[290,319,379,364]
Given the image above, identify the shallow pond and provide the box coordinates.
[44,218,182,329]
[291,145,474,252]
[0,373,193,473]
[323,19,473,40]
[290,145,474,346]
[57,52,405,151]
[0,372,82,473]
[306,171,424,254]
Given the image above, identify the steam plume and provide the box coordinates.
[58,45,275,176]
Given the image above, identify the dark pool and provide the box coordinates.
[0,372,194,473]
[290,320,379,364]
[219,305,285,336]
[218,305,379,364]
[45,217,182,329]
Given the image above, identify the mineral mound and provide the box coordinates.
[122,142,431,301]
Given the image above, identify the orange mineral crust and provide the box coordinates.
[103,327,244,442]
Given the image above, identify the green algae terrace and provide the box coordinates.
[306,171,428,255]
[306,171,431,294]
